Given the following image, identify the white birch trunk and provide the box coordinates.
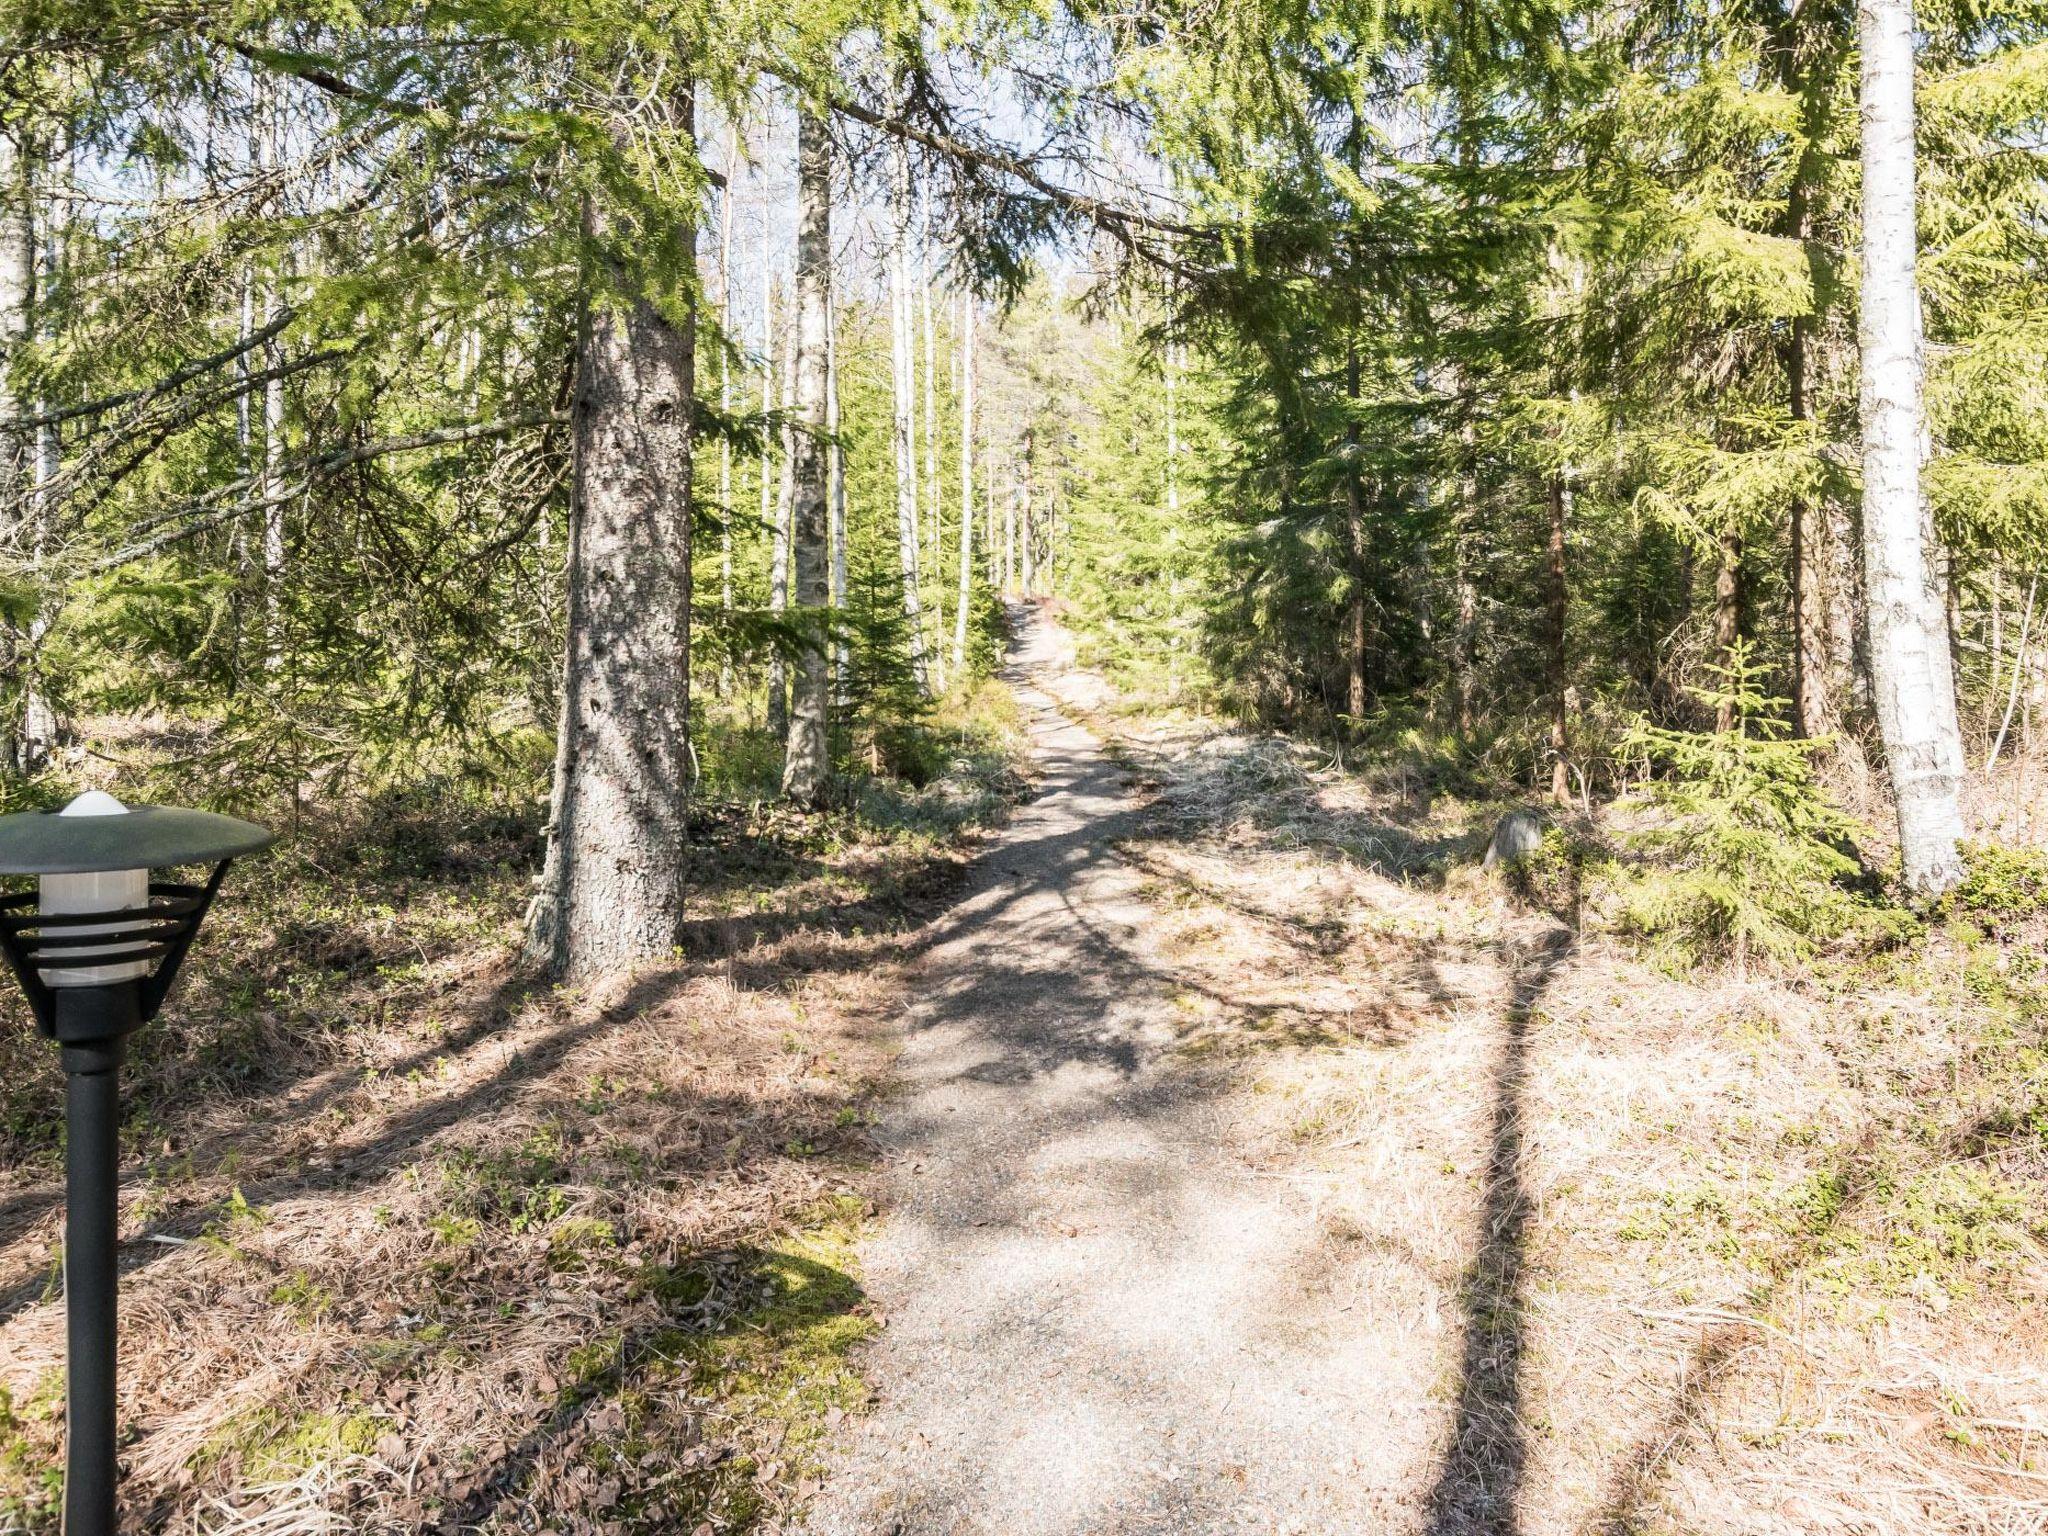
[889,140,929,691]
[0,132,39,773]
[1858,0,1966,895]
[0,131,27,516]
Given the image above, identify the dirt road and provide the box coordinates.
[801,609,1446,1535]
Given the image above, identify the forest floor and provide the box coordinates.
[803,605,2048,1536]
[0,694,1030,1533]
[0,614,2043,1535]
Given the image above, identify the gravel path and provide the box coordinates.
[801,609,1439,1536]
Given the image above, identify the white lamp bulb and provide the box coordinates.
[38,793,151,987]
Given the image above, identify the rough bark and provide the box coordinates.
[826,270,848,694]
[953,292,974,673]
[717,123,736,622]
[1547,473,1571,803]
[1019,432,1037,595]
[768,307,793,741]
[1786,315,1840,740]
[1164,336,1180,518]
[758,246,775,583]
[1344,337,1369,724]
[781,109,830,806]
[1003,454,1017,592]
[1714,525,1742,733]
[921,217,942,670]
[526,124,697,978]
[1451,429,1477,737]
[1857,0,1965,895]
[256,83,287,670]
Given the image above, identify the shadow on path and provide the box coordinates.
[1425,926,1575,1536]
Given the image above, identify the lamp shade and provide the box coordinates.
[0,800,273,875]
[0,795,274,1024]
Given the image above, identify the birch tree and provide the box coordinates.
[889,137,929,692]
[1857,0,1966,895]
[0,127,37,773]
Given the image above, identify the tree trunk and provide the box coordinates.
[889,140,929,690]
[1165,335,1180,518]
[0,129,31,745]
[757,233,775,671]
[1787,315,1839,739]
[1857,0,1965,895]
[1452,430,1477,736]
[826,266,848,696]
[1547,473,1571,803]
[526,115,697,978]
[767,297,793,741]
[717,122,736,624]
[953,292,975,673]
[1344,337,1369,723]
[2,133,32,506]
[1003,453,1017,592]
[256,84,286,672]
[1019,432,1037,595]
[0,128,52,776]
[781,109,831,806]
[1714,524,1742,732]
[921,220,941,673]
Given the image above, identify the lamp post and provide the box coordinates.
[0,792,272,1536]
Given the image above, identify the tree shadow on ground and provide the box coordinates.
[0,796,958,1328]
[0,885,918,1529]
[423,1248,867,1532]
[1098,728,1491,884]
[1586,1126,1886,1534]
[1424,925,1575,1536]
[0,958,546,1305]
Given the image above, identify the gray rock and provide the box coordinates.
[1484,808,1548,868]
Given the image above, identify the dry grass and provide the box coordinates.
[1075,690,2048,1536]
[0,759,1022,1534]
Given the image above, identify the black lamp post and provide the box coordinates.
[0,792,272,1536]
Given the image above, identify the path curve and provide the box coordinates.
[801,608,1432,1536]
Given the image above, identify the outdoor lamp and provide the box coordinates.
[0,792,272,1536]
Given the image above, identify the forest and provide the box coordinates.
[0,1,2045,1533]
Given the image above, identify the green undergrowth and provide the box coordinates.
[547,1195,878,1531]
[196,1405,384,1485]
[0,1377,64,1530]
